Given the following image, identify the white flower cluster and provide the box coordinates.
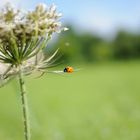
[0,3,68,87]
[0,3,65,45]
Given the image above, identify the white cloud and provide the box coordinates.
[85,14,115,34]
[73,8,117,38]
[72,5,140,39]
[0,0,20,6]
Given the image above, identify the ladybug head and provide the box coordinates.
[64,68,67,72]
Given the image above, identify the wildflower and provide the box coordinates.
[0,3,68,140]
[0,3,66,85]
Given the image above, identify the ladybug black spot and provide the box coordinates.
[64,68,67,72]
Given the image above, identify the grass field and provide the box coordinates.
[0,61,140,140]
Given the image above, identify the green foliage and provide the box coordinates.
[53,26,140,63]
[0,61,140,140]
[113,31,140,59]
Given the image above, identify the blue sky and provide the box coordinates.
[1,0,140,38]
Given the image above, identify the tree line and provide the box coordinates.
[51,26,140,63]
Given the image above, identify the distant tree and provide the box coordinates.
[52,25,140,63]
[79,33,102,62]
[113,31,140,59]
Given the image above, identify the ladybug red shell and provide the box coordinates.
[64,67,74,73]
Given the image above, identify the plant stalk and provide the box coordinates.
[18,66,31,140]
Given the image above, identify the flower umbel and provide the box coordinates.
[0,3,66,86]
[0,3,67,140]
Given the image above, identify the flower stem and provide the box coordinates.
[18,66,31,140]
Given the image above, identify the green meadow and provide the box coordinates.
[0,61,140,140]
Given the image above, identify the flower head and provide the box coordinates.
[0,3,67,87]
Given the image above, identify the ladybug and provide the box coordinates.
[64,66,74,73]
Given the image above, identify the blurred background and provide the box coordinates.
[0,0,140,140]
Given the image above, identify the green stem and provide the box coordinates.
[18,66,31,140]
